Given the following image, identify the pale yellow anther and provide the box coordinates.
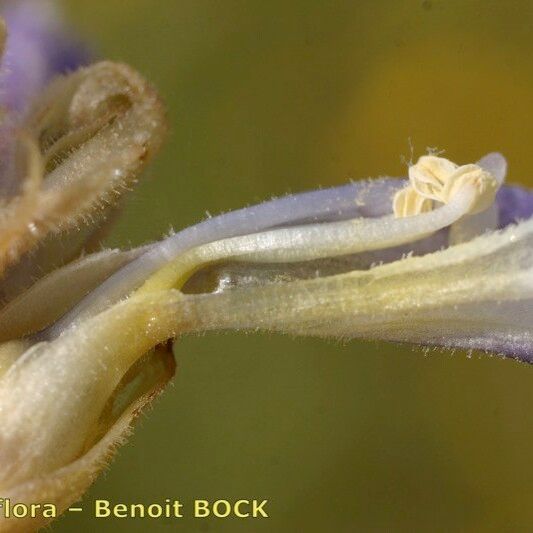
[393,155,500,218]
[392,185,433,218]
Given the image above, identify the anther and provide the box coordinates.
[393,155,500,218]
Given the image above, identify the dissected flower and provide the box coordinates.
[1,2,533,532]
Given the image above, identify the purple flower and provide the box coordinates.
[0,0,89,115]
[0,2,533,530]
[0,0,89,199]
[496,185,533,228]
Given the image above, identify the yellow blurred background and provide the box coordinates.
[53,1,533,531]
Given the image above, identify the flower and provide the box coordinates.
[0,2,168,531]
[0,0,89,115]
[0,2,533,532]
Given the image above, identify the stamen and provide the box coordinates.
[392,185,433,217]
[394,155,500,218]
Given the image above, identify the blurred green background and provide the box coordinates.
[53,1,533,531]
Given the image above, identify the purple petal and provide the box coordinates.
[496,185,533,228]
[0,0,90,115]
[387,299,533,363]
[0,0,90,194]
